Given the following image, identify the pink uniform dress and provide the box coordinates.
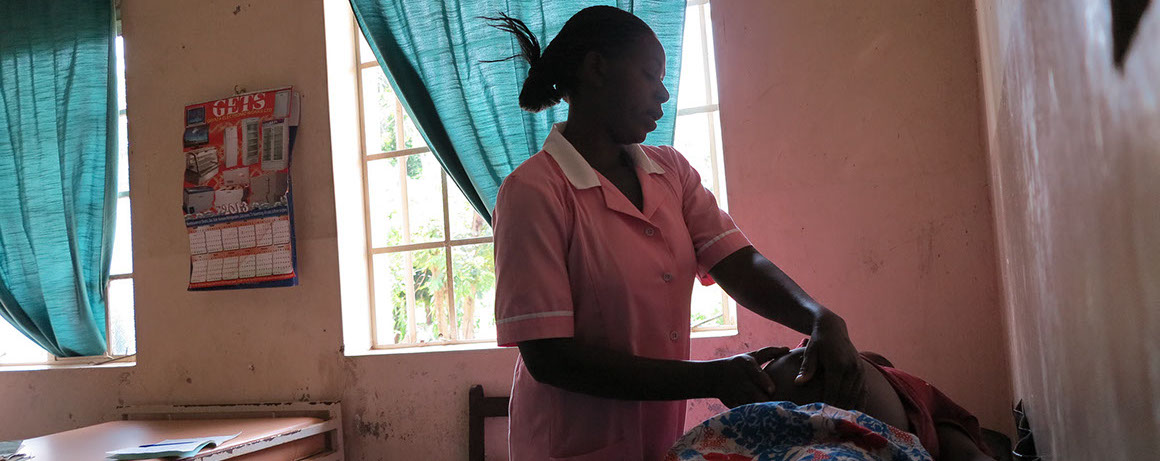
[494,123,751,461]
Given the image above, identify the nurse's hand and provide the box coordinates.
[795,312,866,409]
[710,346,790,408]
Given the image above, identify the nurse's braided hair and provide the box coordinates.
[482,6,654,113]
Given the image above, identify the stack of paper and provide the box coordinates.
[0,440,27,461]
[106,433,239,460]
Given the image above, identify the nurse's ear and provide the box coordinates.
[576,49,611,92]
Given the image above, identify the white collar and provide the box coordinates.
[541,122,665,190]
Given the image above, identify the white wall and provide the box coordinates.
[977,0,1160,458]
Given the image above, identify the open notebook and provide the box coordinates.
[107,433,240,460]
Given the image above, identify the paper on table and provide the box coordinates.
[0,440,21,455]
[0,440,26,461]
[106,433,240,460]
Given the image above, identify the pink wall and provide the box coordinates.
[0,0,1014,459]
[688,0,1013,434]
[977,1,1160,458]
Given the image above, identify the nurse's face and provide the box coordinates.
[596,34,670,144]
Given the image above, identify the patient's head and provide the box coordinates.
[762,348,825,406]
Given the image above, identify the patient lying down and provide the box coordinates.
[762,346,995,461]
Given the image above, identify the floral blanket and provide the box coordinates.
[666,402,933,461]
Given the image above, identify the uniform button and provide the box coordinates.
[669,331,679,342]
[662,273,673,282]
[644,227,655,236]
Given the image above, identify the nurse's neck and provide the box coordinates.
[562,112,630,173]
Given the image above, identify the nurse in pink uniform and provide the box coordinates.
[487,7,866,460]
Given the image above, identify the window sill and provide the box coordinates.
[0,355,137,372]
[345,328,739,357]
[691,327,738,339]
[347,340,502,357]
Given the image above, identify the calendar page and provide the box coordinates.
[182,87,299,290]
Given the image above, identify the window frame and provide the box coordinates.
[350,0,735,350]
[677,0,736,333]
[354,41,496,350]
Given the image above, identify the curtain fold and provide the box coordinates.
[0,0,118,357]
[350,0,685,223]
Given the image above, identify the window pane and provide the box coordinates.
[366,158,400,248]
[361,67,398,155]
[118,114,129,193]
[110,196,133,276]
[677,4,708,110]
[404,154,445,244]
[367,154,445,247]
[704,2,719,105]
[448,180,491,240]
[372,248,449,345]
[691,281,727,328]
[451,243,496,340]
[116,36,126,112]
[360,67,427,155]
[107,278,136,356]
[404,111,427,149]
[0,319,50,365]
[358,31,375,64]
[711,110,728,210]
[371,252,400,345]
[673,113,716,191]
[676,110,730,210]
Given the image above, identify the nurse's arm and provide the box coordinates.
[708,246,829,334]
[709,245,866,409]
[518,338,787,407]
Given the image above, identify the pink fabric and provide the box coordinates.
[494,123,751,461]
[870,363,993,460]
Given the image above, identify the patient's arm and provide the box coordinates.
[935,423,994,461]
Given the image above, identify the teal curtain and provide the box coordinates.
[0,0,118,357]
[350,0,685,222]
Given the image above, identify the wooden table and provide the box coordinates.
[16,403,341,461]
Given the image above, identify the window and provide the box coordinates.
[353,0,732,349]
[674,0,736,332]
[356,37,496,349]
[0,34,136,366]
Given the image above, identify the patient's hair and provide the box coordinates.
[482,7,655,112]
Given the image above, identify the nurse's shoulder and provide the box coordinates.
[494,150,575,223]
[637,144,701,188]
[500,150,574,193]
